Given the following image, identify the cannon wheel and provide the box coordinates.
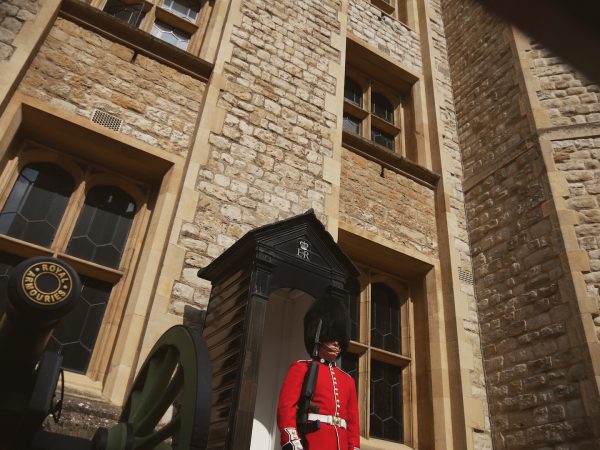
[94,326,211,450]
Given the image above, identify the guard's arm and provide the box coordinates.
[277,362,308,450]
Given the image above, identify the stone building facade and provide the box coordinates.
[0,0,598,448]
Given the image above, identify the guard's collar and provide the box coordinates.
[316,357,336,367]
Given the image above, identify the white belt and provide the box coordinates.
[307,413,347,429]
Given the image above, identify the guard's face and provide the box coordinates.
[319,340,340,361]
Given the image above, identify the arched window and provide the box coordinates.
[67,186,136,269]
[344,77,363,107]
[371,282,401,353]
[340,268,410,445]
[0,163,75,247]
[371,92,394,124]
[0,147,147,375]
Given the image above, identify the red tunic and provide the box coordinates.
[277,359,360,450]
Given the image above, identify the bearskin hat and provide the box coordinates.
[304,297,351,356]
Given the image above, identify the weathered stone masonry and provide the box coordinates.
[0,0,40,60]
[172,0,343,309]
[19,17,205,156]
[443,0,600,448]
[339,148,438,256]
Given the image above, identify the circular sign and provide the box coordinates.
[20,261,73,306]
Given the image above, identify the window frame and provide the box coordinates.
[343,68,404,156]
[0,140,151,380]
[344,264,415,447]
[95,0,214,55]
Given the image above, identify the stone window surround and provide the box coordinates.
[0,141,149,375]
[343,36,439,190]
[347,263,413,446]
[0,94,183,404]
[60,0,214,80]
[344,68,403,152]
[337,224,450,450]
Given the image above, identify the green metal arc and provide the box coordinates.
[97,325,211,450]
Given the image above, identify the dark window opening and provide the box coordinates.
[341,352,359,393]
[47,277,112,373]
[67,186,136,269]
[370,360,403,442]
[371,93,394,124]
[0,163,75,248]
[371,128,395,151]
[371,283,400,353]
[344,77,363,107]
[343,113,362,135]
[103,0,147,27]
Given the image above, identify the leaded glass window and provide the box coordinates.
[151,20,191,50]
[67,186,136,269]
[47,277,112,373]
[372,93,394,124]
[343,113,362,135]
[370,360,403,442]
[0,142,147,379]
[0,251,23,317]
[344,77,363,107]
[162,0,199,22]
[341,352,359,393]
[339,263,411,445]
[371,283,400,353]
[0,163,75,248]
[371,127,395,151]
[103,0,146,27]
[343,67,404,156]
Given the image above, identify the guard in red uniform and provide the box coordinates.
[277,298,360,450]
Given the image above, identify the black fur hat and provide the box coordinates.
[304,297,351,356]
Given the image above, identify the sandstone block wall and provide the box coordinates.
[552,137,600,334]
[18,18,205,156]
[526,43,600,126]
[466,146,595,449]
[442,0,530,181]
[171,0,344,309]
[443,0,599,448]
[0,0,40,60]
[339,148,438,255]
[347,0,421,72]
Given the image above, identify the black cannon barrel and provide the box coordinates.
[0,256,81,372]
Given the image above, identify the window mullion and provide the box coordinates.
[365,84,372,141]
[52,178,87,254]
[139,4,158,33]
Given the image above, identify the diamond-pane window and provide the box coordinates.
[151,20,191,50]
[370,360,403,442]
[0,163,75,248]
[67,186,136,269]
[47,277,112,373]
[371,283,401,353]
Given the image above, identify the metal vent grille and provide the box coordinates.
[458,267,474,285]
[91,109,122,132]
